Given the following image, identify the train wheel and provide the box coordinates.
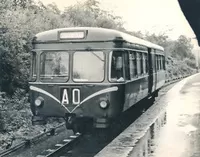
[72,123,87,134]
[65,121,80,134]
[72,124,79,134]
[65,116,92,134]
[65,119,86,134]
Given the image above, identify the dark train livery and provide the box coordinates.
[29,27,165,132]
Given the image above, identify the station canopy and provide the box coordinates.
[178,0,200,46]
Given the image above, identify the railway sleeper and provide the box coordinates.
[32,116,47,125]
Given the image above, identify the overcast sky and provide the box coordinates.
[36,0,198,48]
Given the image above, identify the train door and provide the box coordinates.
[148,48,153,94]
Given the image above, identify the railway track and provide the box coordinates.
[0,74,192,157]
[36,132,81,157]
[0,123,66,157]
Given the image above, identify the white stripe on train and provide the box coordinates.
[30,86,118,113]
[30,86,71,112]
[70,86,118,113]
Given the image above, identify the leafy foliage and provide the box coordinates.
[0,0,125,95]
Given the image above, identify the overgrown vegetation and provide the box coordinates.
[0,0,197,150]
[144,33,196,79]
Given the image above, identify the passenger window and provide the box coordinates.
[163,56,166,70]
[129,51,137,79]
[156,55,159,71]
[152,50,156,72]
[137,52,141,75]
[160,56,162,70]
[140,53,143,74]
[144,53,148,73]
[110,51,125,82]
[156,55,158,71]
[160,56,163,70]
[143,54,145,74]
[124,51,130,80]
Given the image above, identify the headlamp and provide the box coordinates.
[35,97,44,107]
[99,100,109,109]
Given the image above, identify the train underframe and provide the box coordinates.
[32,114,111,134]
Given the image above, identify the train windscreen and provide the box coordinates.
[40,51,69,81]
[73,51,105,82]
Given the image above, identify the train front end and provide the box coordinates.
[29,29,125,131]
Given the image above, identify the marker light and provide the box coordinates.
[59,31,85,39]
[99,101,108,109]
[35,97,44,107]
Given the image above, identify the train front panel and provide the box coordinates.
[30,83,125,126]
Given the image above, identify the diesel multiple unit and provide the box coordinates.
[29,27,165,132]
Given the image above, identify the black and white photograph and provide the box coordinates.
[0,0,199,156]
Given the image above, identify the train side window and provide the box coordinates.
[110,51,125,82]
[160,56,162,70]
[144,53,148,73]
[152,50,156,73]
[140,53,143,74]
[124,51,131,80]
[162,56,164,70]
[143,53,146,74]
[155,55,156,72]
[163,56,166,70]
[129,51,137,79]
[160,56,163,70]
[137,52,141,75]
[156,55,158,71]
[159,56,161,70]
[156,55,159,71]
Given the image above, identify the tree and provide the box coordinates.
[170,35,193,59]
[0,0,124,94]
[62,0,124,29]
[145,33,169,47]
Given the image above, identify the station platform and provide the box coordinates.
[95,73,200,157]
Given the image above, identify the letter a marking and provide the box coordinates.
[62,89,69,104]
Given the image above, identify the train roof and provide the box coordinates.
[33,27,164,51]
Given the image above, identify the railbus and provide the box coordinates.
[29,27,165,132]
